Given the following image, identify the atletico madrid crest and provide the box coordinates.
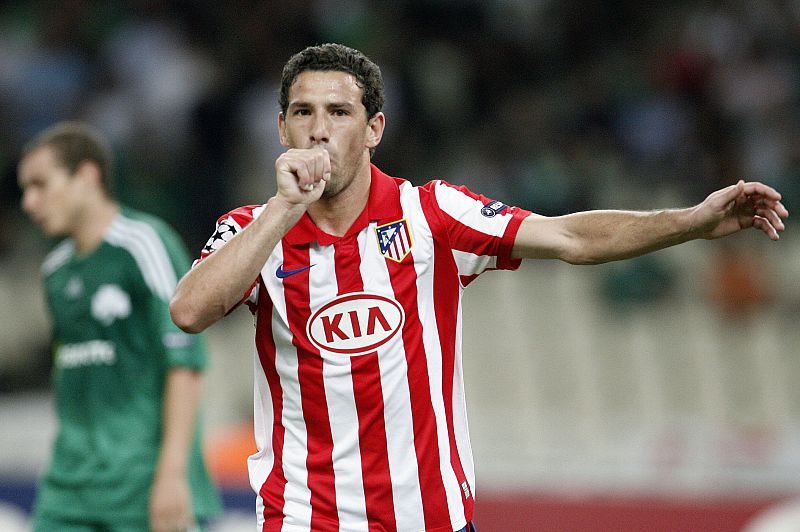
[375,219,413,262]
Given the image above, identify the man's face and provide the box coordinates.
[279,70,380,198]
[18,146,85,237]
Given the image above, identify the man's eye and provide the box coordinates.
[333,109,347,116]
[295,109,310,116]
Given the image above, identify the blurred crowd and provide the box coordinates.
[1,0,798,255]
[0,0,798,391]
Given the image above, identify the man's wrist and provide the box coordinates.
[682,205,708,240]
[265,195,307,235]
[269,195,306,216]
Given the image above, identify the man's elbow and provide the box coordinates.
[562,253,606,266]
[169,297,206,334]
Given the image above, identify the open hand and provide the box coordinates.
[692,180,789,241]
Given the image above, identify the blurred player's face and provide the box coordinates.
[18,146,89,237]
[279,70,384,198]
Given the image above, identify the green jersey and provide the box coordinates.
[33,206,221,524]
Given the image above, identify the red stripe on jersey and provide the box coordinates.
[333,237,397,532]
[386,254,451,529]
[458,273,480,287]
[431,182,528,270]
[420,188,475,522]
[443,214,505,257]
[254,284,288,531]
[281,242,338,530]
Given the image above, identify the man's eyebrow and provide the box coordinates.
[287,101,356,110]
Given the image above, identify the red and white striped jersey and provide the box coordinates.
[197,165,530,532]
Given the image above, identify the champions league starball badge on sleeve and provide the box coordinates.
[202,219,237,254]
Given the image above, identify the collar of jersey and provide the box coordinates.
[284,164,404,246]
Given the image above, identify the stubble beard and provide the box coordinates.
[320,154,365,200]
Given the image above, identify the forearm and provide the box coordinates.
[170,196,305,332]
[149,367,203,530]
[559,208,699,264]
[514,208,699,264]
[155,367,203,478]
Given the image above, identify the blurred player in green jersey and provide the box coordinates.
[18,121,221,532]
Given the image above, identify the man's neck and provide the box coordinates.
[72,197,119,255]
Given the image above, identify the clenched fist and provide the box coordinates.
[275,146,331,205]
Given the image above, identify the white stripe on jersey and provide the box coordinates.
[434,181,508,237]
[252,245,279,532]
[361,222,432,530]
[249,346,275,506]
[360,220,426,531]
[42,240,75,276]
[403,184,467,526]
[452,249,499,278]
[106,215,177,301]
[452,294,476,497]
[262,245,313,530]
[311,243,370,531]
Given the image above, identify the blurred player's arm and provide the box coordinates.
[512,180,788,264]
[170,148,330,333]
[149,367,203,532]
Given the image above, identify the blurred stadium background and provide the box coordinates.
[1,1,799,530]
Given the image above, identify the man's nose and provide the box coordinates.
[310,114,330,144]
[21,190,36,214]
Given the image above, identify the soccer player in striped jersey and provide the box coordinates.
[18,122,221,532]
[170,44,788,532]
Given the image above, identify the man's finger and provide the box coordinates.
[741,181,782,200]
[753,216,780,241]
[757,208,786,232]
[322,150,331,181]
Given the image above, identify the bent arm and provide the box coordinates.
[170,197,305,332]
[171,147,331,333]
[512,180,788,264]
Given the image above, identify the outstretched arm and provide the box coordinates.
[512,180,788,264]
[170,147,330,332]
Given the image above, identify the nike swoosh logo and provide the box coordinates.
[276,264,314,279]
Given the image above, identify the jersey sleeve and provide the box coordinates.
[118,214,210,370]
[194,205,264,313]
[149,221,211,370]
[425,180,531,285]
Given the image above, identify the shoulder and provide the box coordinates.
[219,205,264,228]
[408,179,487,213]
[105,207,182,299]
[199,204,263,257]
[105,207,178,255]
[42,240,75,277]
[116,206,182,240]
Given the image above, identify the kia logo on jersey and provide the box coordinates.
[306,292,405,355]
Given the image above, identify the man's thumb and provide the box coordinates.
[721,180,745,203]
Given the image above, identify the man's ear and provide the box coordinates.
[74,160,103,188]
[366,112,385,149]
[278,112,289,147]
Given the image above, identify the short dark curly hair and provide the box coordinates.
[280,43,385,120]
